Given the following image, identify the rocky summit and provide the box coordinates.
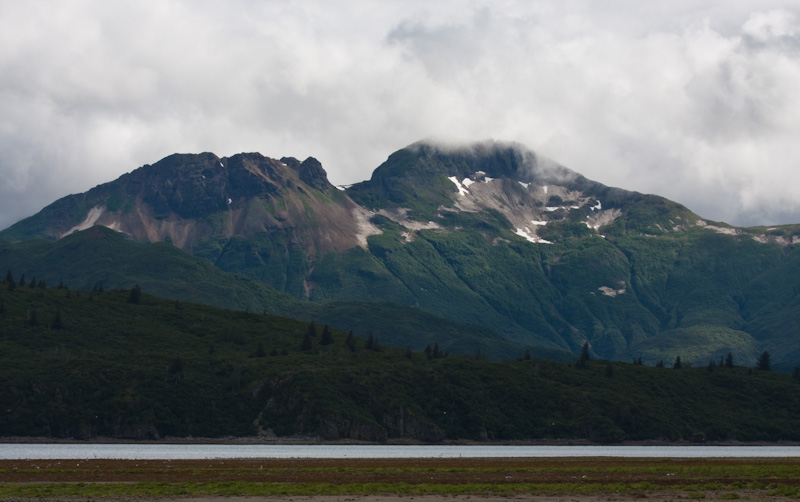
[3,139,800,369]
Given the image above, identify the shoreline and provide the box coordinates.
[3,436,800,446]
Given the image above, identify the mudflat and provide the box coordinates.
[2,457,799,501]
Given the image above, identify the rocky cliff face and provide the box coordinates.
[3,151,369,256]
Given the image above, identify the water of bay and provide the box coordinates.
[1,444,799,460]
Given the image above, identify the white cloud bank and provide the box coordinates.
[1,0,799,229]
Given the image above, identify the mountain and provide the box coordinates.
[3,139,800,368]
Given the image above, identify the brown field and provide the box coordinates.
[2,457,800,501]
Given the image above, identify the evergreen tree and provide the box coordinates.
[37,279,46,289]
[29,276,36,288]
[425,344,433,360]
[707,359,715,372]
[757,350,771,371]
[51,309,63,330]
[523,349,531,360]
[28,309,37,327]
[127,284,142,304]
[319,325,334,345]
[18,273,25,287]
[365,333,381,352]
[168,357,184,374]
[306,322,317,338]
[6,270,15,291]
[254,342,266,358]
[0,298,4,314]
[673,356,682,369]
[656,360,664,368]
[4,269,13,284]
[300,331,313,352]
[793,366,800,381]
[577,342,590,368]
[345,331,357,352]
[725,352,734,368]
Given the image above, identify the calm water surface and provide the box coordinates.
[1,444,799,459]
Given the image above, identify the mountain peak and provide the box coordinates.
[0,149,344,247]
[295,156,332,192]
[398,138,580,185]
[346,139,597,223]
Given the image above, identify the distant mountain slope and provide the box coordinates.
[3,140,800,368]
[0,227,543,360]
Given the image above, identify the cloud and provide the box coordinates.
[1,1,799,230]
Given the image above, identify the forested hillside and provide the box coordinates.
[2,278,799,442]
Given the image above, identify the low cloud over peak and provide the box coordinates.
[1,1,799,229]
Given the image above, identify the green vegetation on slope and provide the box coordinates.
[1,282,800,442]
[0,228,541,360]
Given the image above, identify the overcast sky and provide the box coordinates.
[1,0,799,230]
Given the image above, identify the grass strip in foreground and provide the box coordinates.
[3,457,800,499]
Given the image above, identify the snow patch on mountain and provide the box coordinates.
[515,227,551,244]
[448,176,469,196]
[598,281,627,297]
[441,170,624,245]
